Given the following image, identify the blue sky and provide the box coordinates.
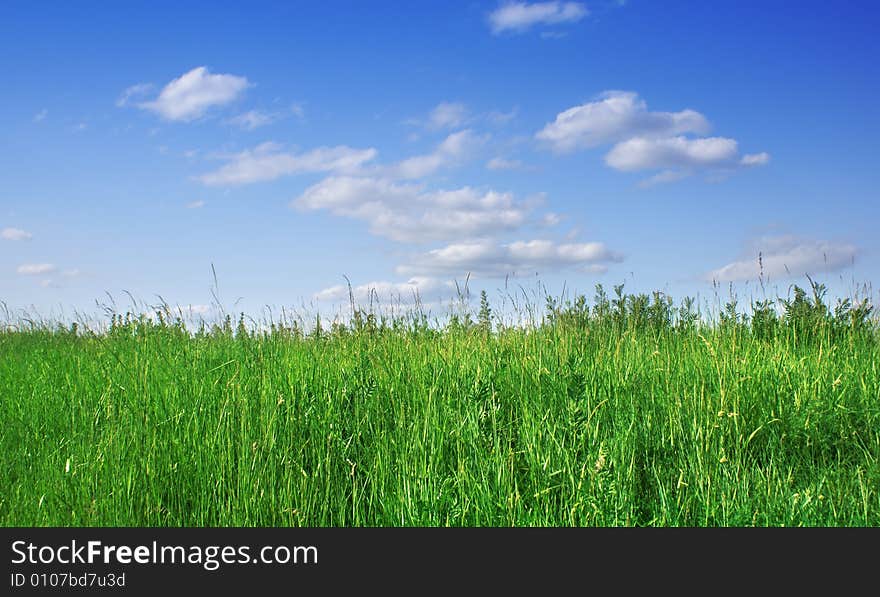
[2,1,878,323]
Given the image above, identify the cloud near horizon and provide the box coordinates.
[2,227,33,241]
[17,263,56,275]
[313,276,455,305]
[706,235,858,282]
[397,238,622,278]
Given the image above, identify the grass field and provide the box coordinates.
[1,282,878,526]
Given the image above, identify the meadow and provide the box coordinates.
[1,281,878,526]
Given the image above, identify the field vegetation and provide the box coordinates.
[1,279,878,526]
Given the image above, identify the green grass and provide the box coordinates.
[1,284,878,526]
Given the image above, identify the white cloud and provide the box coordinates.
[33,269,81,288]
[186,200,206,209]
[135,67,250,122]
[427,102,468,130]
[541,212,563,227]
[605,136,740,171]
[199,142,378,186]
[180,304,212,316]
[116,83,154,107]
[487,107,518,125]
[388,130,486,179]
[225,104,304,130]
[488,1,588,34]
[605,136,770,184]
[199,130,481,187]
[314,276,452,304]
[295,176,417,213]
[486,156,524,171]
[398,238,622,278]
[412,104,515,129]
[536,91,769,185]
[17,263,56,275]
[706,235,858,282]
[741,152,771,166]
[294,176,532,243]
[225,110,276,130]
[536,91,710,153]
[2,227,32,241]
[33,109,48,123]
[638,169,691,188]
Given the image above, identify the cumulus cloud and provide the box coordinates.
[32,109,48,123]
[133,67,249,121]
[397,239,622,278]
[388,130,486,179]
[17,263,56,275]
[536,91,769,184]
[605,136,740,171]
[603,136,770,184]
[186,200,206,209]
[293,176,533,243]
[314,276,453,304]
[198,142,378,186]
[2,227,32,241]
[741,152,771,166]
[536,91,710,153]
[488,1,588,35]
[706,235,858,282]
